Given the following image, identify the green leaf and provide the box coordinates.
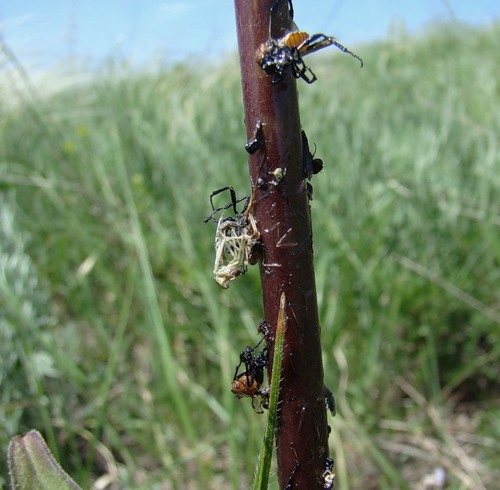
[7,430,81,490]
[253,292,287,490]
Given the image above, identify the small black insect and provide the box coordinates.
[302,130,324,179]
[245,120,264,154]
[323,457,335,489]
[257,319,271,340]
[323,385,336,417]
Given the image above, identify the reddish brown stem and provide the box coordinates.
[234,0,329,488]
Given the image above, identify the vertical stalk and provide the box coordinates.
[234,0,329,488]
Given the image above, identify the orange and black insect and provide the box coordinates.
[231,372,261,398]
[231,334,270,413]
[258,0,363,84]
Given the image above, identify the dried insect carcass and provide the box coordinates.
[204,186,261,288]
[213,212,260,288]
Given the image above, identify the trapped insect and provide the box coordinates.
[302,130,323,179]
[245,119,264,154]
[232,334,270,413]
[323,385,336,417]
[258,0,363,84]
[322,457,336,489]
[204,186,261,289]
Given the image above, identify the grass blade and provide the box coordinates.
[253,292,287,490]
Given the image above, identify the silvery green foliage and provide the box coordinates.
[8,430,81,489]
[0,193,58,486]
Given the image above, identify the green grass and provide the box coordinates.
[1,22,500,488]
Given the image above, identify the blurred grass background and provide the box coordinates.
[1,23,500,489]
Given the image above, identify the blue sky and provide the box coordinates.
[1,1,500,71]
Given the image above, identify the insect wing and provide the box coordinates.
[297,34,338,56]
[298,33,364,67]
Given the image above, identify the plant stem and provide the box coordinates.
[234,1,330,487]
